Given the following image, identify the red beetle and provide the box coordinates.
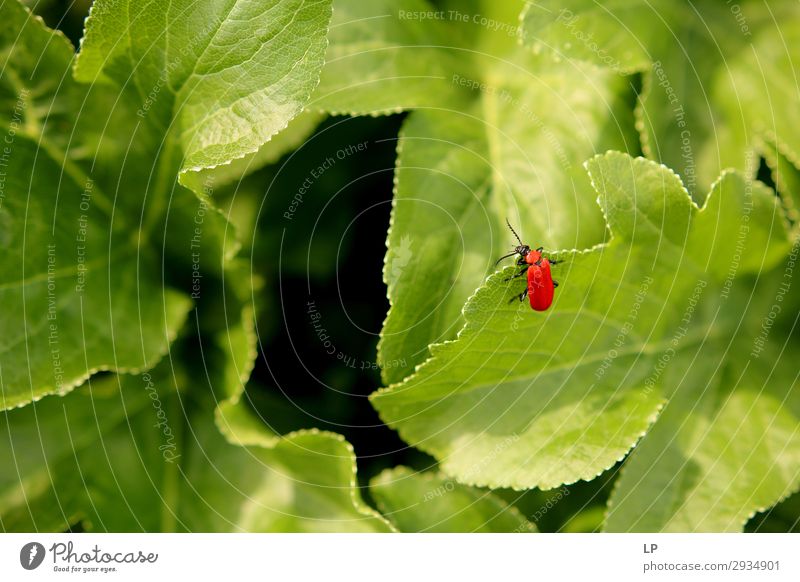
[496,220,560,311]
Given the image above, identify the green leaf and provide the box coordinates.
[763,141,800,231]
[605,343,800,531]
[74,0,333,185]
[371,466,535,532]
[747,490,800,533]
[579,156,800,532]
[372,152,791,500]
[715,18,800,174]
[521,1,800,198]
[0,1,191,410]
[161,186,258,402]
[0,6,376,536]
[312,0,470,114]
[0,365,393,532]
[521,1,657,74]
[181,110,325,193]
[325,0,640,382]
[0,369,184,531]
[185,406,393,532]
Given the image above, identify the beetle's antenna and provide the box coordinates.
[505,218,523,246]
[494,251,518,266]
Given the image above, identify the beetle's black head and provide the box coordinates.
[495,244,530,266]
[495,220,531,266]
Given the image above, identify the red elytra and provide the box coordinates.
[495,220,559,311]
[527,257,554,311]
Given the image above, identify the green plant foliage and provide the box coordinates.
[371,466,535,532]
[184,111,326,192]
[0,1,191,409]
[0,0,391,533]
[521,1,800,199]
[3,0,800,534]
[75,0,333,185]
[605,334,800,532]
[0,365,392,532]
[763,142,800,230]
[312,0,469,114]
[315,0,639,383]
[373,152,796,527]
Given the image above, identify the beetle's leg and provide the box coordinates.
[553,280,559,287]
[536,246,543,253]
[504,265,529,281]
[507,288,528,304]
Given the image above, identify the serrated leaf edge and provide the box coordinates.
[214,410,396,531]
[2,292,193,411]
[370,465,536,532]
